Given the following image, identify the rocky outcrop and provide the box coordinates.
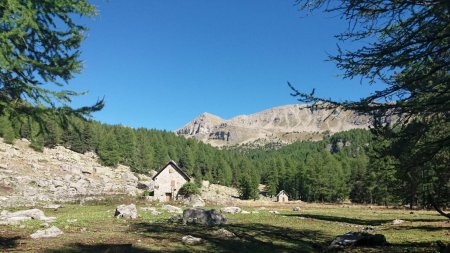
[0,138,152,207]
[176,104,374,147]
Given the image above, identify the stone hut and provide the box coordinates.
[152,160,190,202]
[276,190,289,203]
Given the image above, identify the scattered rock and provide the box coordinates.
[212,228,235,238]
[269,210,279,214]
[392,219,405,225]
[182,208,227,226]
[220,207,241,214]
[162,205,182,213]
[43,204,62,210]
[140,207,161,215]
[293,207,301,211]
[30,226,63,239]
[241,210,250,214]
[183,194,206,207]
[0,209,56,224]
[251,211,259,214]
[182,235,203,245]
[66,219,78,223]
[327,232,387,251]
[114,204,138,219]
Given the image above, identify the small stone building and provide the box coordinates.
[276,190,289,202]
[152,160,191,202]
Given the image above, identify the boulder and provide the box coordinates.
[114,204,138,219]
[212,228,235,238]
[183,194,205,207]
[327,232,387,250]
[0,209,55,223]
[220,207,241,214]
[182,208,227,226]
[293,207,301,211]
[182,235,203,245]
[162,205,182,213]
[30,226,63,239]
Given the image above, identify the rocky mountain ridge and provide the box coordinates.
[176,104,371,147]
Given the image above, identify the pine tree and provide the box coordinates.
[97,132,120,167]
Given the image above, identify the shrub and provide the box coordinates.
[179,182,200,197]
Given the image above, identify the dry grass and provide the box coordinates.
[0,200,448,253]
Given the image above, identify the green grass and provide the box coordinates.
[0,201,448,253]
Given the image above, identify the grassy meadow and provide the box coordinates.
[0,199,448,253]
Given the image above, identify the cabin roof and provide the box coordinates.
[152,160,191,181]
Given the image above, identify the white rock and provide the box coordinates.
[114,204,138,219]
[220,207,241,214]
[183,194,205,207]
[269,210,279,214]
[162,205,182,213]
[212,228,235,238]
[241,210,250,214]
[392,219,405,225]
[293,207,301,211]
[30,226,63,239]
[182,235,203,245]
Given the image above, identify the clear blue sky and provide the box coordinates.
[70,0,385,130]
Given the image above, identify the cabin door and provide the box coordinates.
[165,193,172,202]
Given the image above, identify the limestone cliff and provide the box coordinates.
[176,104,371,147]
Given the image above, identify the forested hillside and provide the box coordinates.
[1,112,438,207]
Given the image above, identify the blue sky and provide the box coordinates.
[70,0,385,130]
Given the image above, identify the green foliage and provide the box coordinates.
[0,0,104,126]
[98,131,120,167]
[178,182,200,197]
[0,114,15,144]
[238,174,259,200]
[292,0,450,217]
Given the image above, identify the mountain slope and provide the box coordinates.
[176,104,371,146]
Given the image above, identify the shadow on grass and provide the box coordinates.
[45,243,151,253]
[130,222,327,253]
[0,235,21,250]
[285,213,391,226]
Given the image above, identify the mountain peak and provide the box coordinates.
[176,104,371,147]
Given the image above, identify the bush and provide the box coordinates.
[179,182,200,197]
